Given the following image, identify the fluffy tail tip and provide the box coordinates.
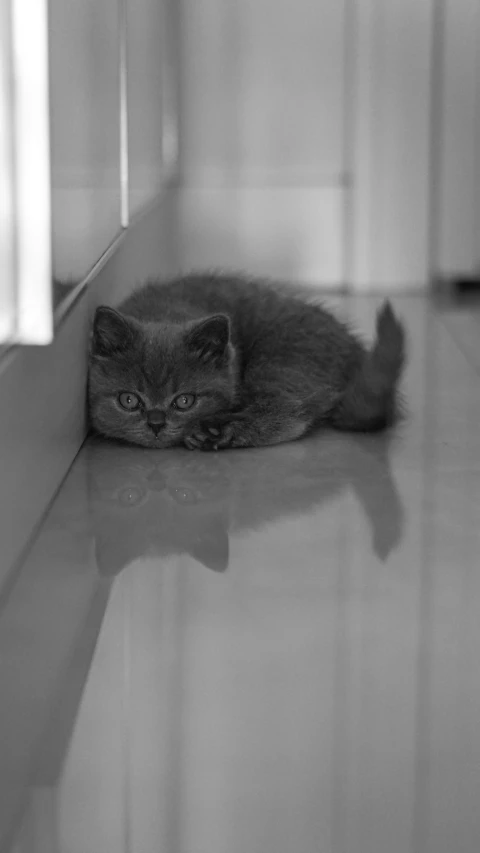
[330,301,406,432]
[370,301,406,391]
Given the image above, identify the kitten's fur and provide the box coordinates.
[89,273,405,450]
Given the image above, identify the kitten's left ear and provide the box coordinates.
[186,314,230,362]
[92,306,135,357]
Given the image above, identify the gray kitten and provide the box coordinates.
[88,272,405,450]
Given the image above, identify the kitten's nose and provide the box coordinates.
[147,409,166,437]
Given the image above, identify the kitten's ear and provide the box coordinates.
[92,306,135,356]
[190,519,229,573]
[95,530,130,577]
[185,314,230,362]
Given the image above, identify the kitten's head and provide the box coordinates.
[87,443,231,575]
[88,306,237,448]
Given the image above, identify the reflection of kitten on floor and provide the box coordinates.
[87,432,404,576]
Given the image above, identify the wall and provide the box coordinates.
[350,0,434,290]
[176,0,438,291]
[175,0,348,286]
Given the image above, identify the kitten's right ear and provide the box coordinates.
[92,306,135,356]
[185,314,230,363]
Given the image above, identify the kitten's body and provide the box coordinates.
[89,273,405,450]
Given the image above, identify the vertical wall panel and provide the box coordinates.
[351,0,434,290]
[127,0,172,216]
[49,0,122,284]
[176,0,347,286]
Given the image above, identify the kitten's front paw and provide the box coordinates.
[184,421,235,451]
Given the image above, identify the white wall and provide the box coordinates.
[350,0,434,291]
[176,0,440,291]
[48,0,480,290]
[178,0,346,186]
[176,0,348,286]
[49,0,122,281]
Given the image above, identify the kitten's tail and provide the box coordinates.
[330,302,406,432]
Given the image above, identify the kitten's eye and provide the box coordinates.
[117,486,146,507]
[118,392,141,411]
[172,393,196,411]
[171,486,199,504]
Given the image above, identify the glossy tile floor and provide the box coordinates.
[2,297,480,853]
